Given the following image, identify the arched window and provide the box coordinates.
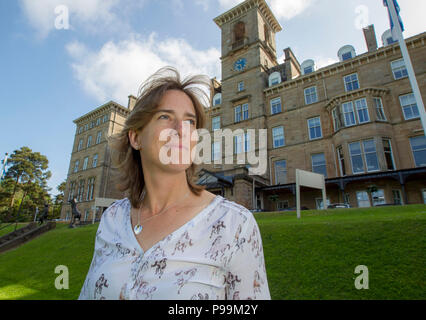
[301,59,315,75]
[234,21,245,43]
[338,45,356,62]
[268,72,281,87]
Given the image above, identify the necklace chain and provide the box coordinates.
[134,188,190,235]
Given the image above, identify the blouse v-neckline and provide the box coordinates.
[126,195,223,256]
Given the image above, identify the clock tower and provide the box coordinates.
[212,0,282,171]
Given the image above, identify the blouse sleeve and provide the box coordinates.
[77,213,106,300]
[226,212,271,300]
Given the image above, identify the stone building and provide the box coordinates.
[61,0,426,220]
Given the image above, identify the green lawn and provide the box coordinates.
[0,223,27,237]
[0,205,425,300]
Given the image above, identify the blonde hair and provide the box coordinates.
[107,66,211,209]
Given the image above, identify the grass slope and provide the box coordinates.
[0,205,424,300]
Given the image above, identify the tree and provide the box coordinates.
[52,180,66,219]
[5,147,51,208]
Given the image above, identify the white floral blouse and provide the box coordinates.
[78,195,271,300]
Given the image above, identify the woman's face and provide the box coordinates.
[132,89,199,174]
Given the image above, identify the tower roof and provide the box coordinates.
[213,0,282,33]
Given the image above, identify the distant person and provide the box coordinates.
[78,67,270,300]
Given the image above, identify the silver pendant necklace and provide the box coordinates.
[133,188,190,235]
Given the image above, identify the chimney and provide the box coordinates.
[128,95,137,112]
[363,24,377,52]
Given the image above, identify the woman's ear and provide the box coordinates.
[128,130,141,150]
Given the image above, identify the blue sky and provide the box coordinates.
[1,0,425,197]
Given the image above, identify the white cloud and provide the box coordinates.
[66,34,221,105]
[217,0,314,20]
[19,0,143,38]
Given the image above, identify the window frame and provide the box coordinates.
[391,58,408,80]
[304,86,318,105]
[354,98,370,124]
[272,126,285,148]
[274,159,287,185]
[373,97,387,121]
[409,135,426,167]
[400,93,419,120]
[311,153,327,177]
[308,116,322,140]
[270,97,282,115]
[343,73,360,92]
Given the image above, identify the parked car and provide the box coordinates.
[327,203,351,209]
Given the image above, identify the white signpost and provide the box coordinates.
[296,169,327,219]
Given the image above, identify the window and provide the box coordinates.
[383,139,395,170]
[392,190,403,205]
[83,157,89,170]
[274,160,287,184]
[87,135,92,148]
[356,191,371,207]
[96,118,101,126]
[234,135,243,154]
[234,21,245,43]
[212,141,221,161]
[269,72,281,86]
[342,102,356,126]
[96,131,102,144]
[409,135,426,167]
[103,114,109,123]
[363,139,380,172]
[77,139,83,151]
[391,59,408,80]
[308,117,322,140]
[238,81,244,92]
[89,121,94,129]
[86,177,95,201]
[277,200,289,210]
[84,123,88,131]
[374,97,386,121]
[92,154,98,168]
[270,97,282,115]
[242,103,249,120]
[400,93,419,120]
[349,140,381,174]
[344,73,359,92]
[212,116,220,131]
[272,126,285,148]
[213,93,222,106]
[338,45,356,62]
[78,126,83,134]
[73,160,79,173]
[355,98,370,124]
[304,66,313,74]
[332,107,342,132]
[311,153,327,177]
[304,86,318,105]
[77,180,85,202]
[234,106,242,123]
[68,181,75,201]
[372,189,386,206]
[244,132,250,152]
[337,146,346,176]
[342,52,352,61]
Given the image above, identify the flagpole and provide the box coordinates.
[387,0,426,135]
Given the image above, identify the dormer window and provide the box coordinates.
[301,59,315,75]
[269,72,281,87]
[338,45,356,62]
[213,93,222,106]
[382,29,397,46]
[234,21,245,43]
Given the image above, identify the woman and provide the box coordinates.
[78,67,270,300]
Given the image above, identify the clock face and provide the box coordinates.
[234,58,247,71]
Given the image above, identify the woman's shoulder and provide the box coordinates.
[212,194,256,227]
[100,197,130,222]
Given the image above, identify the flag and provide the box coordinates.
[383,0,405,40]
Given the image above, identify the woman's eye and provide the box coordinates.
[159,114,169,120]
